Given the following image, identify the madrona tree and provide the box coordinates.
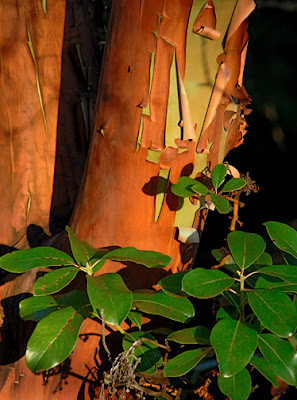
[0,0,255,398]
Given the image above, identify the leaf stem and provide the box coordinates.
[115,324,127,335]
[239,271,245,321]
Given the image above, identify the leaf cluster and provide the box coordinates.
[171,163,247,214]
[1,216,297,399]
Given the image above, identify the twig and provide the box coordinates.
[98,382,105,400]
[224,194,243,231]
[134,338,169,351]
[100,308,112,363]
[211,254,229,269]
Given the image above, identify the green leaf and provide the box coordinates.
[25,305,87,372]
[182,268,234,299]
[158,271,188,297]
[253,252,273,268]
[20,295,59,321]
[66,226,107,266]
[227,231,266,269]
[283,252,297,266]
[216,306,239,321]
[19,290,90,321]
[218,368,251,400]
[220,178,247,194]
[164,347,213,377]
[210,193,230,214]
[102,247,171,269]
[247,289,297,338]
[210,319,258,377]
[256,275,297,293]
[128,310,142,329]
[34,267,79,296]
[211,164,227,190]
[167,326,210,345]
[264,221,297,259]
[221,291,240,312]
[250,355,279,388]
[122,331,162,374]
[132,290,194,323]
[191,181,209,195]
[258,334,297,386]
[0,247,75,273]
[171,176,197,197]
[257,265,297,284]
[87,273,132,326]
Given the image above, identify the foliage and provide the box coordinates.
[0,229,172,373]
[171,163,247,215]
[1,165,297,399]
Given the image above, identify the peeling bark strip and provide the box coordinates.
[0,1,256,399]
[71,0,255,275]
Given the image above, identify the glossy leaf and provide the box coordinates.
[102,247,171,269]
[0,247,75,273]
[164,347,213,377]
[283,252,297,266]
[211,164,227,190]
[210,319,258,377]
[167,326,210,345]
[191,181,209,195]
[122,331,162,374]
[20,290,90,321]
[221,291,240,312]
[216,306,239,321]
[247,289,297,338]
[128,310,142,329]
[258,334,297,386]
[250,355,279,388]
[210,193,230,214]
[87,273,132,326]
[218,368,251,400]
[264,221,297,259]
[34,267,79,296]
[132,290,194,323]
[227,231,266,269]
[26,305,88,372]
[256,275,297,293]
[220,178,247,194]
[258,265,297,283]
[158,271,188,297]
[253,252,273,268]
[66,226,107,266]
[171,176,197,197]
[182,268,234,299]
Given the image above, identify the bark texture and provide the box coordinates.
[0,0,255,399]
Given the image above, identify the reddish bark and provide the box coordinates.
[0,1,255,399]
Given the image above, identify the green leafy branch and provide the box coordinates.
[171,163,256,231]
[1,208,297,399]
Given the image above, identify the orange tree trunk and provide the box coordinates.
[0,1,255,399]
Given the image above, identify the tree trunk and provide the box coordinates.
[0,0,255,399]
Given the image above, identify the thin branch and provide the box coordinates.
[100,308,112,363]
[224,194,243,231]
[212,253,229,269]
